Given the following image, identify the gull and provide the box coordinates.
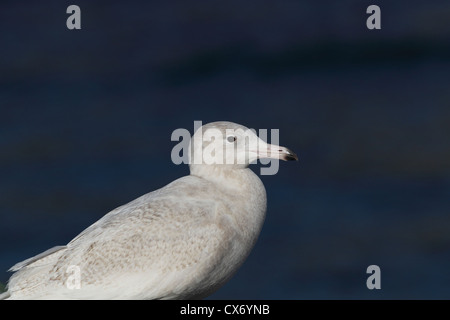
[1,121,297,300]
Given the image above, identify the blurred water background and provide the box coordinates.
[0,0,449,299]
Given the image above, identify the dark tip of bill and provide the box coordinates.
[283,150,298,161]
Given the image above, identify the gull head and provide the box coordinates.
[188,121,297,174]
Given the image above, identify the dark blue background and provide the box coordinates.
[0,1,449,299]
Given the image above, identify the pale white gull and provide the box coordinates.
[1,121,297,300]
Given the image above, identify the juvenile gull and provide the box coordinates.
[1,121,297,300]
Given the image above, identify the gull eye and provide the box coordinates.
[226,135,237,143]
